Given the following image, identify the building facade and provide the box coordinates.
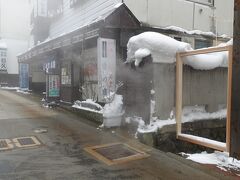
[18,0,233,122]
[0,0,31,86]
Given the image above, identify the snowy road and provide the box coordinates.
[0,89,235,179]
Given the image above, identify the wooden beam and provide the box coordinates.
[178,134,226,152]
[179,46,230,57]
[226,46,233,152]
[176,46,232,152]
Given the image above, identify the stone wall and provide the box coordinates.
[138,119,226,153]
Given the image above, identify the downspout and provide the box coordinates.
[0,0,1,39]
[192,2,195,30]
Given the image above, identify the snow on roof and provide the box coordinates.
[19,3,126,57]
[127,31,232,70]
[162,26,217,37]
[0,41,7,49]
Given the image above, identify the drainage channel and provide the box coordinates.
[84,143,150,165]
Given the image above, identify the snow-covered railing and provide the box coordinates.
[175,45,233,152]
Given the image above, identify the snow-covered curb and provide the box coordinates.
[126,108,227,134]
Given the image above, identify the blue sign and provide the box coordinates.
[19,63,29,89]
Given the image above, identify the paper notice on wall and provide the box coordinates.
[48,75,60,97]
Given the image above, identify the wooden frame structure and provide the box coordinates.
[176,45,233,152]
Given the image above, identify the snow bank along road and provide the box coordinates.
[0,89,234,179]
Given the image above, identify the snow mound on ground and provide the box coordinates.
[127,32,232,70]
[127,32,192,64]
[184,151,240,173]
[103,94,124,117]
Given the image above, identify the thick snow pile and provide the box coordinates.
[103,94,124,127]
[127,32,192,64]
[183,151,240,174]
[127,32,232,70]
[72,99,103,114]
[134,48,151,66]
[134,106,226,133]
[184,39,232,70]
[103,94,124,118]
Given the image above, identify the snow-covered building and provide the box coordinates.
[18,0,233,122]
[0,0,31,86]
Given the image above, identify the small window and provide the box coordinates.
[70,0,81,8]
[0,58,7,70]
[102,41,107,58]
[195,39,212,49]
[174,37,182,42]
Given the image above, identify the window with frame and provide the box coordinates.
[195,39,213,49]
[47,0,63,18]
[0,49,7,71]
[69,0,86,8]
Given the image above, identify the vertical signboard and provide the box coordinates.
[48,75,60,97]
[97,38,116,102]
[19,63,29,89]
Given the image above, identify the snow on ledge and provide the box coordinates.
[162,25,224,38]
[72,99,103,114]
[135,108,226,134]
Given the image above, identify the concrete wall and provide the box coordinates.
[153,63,228,119]
[124,0,234,36]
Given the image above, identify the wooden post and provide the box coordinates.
[230,0,240,158]
[176,53,182,137]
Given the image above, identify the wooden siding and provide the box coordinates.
[49,0,121,38]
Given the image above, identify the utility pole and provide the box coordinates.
[230,0,240,158]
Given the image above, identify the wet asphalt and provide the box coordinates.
[0,89,236,180]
